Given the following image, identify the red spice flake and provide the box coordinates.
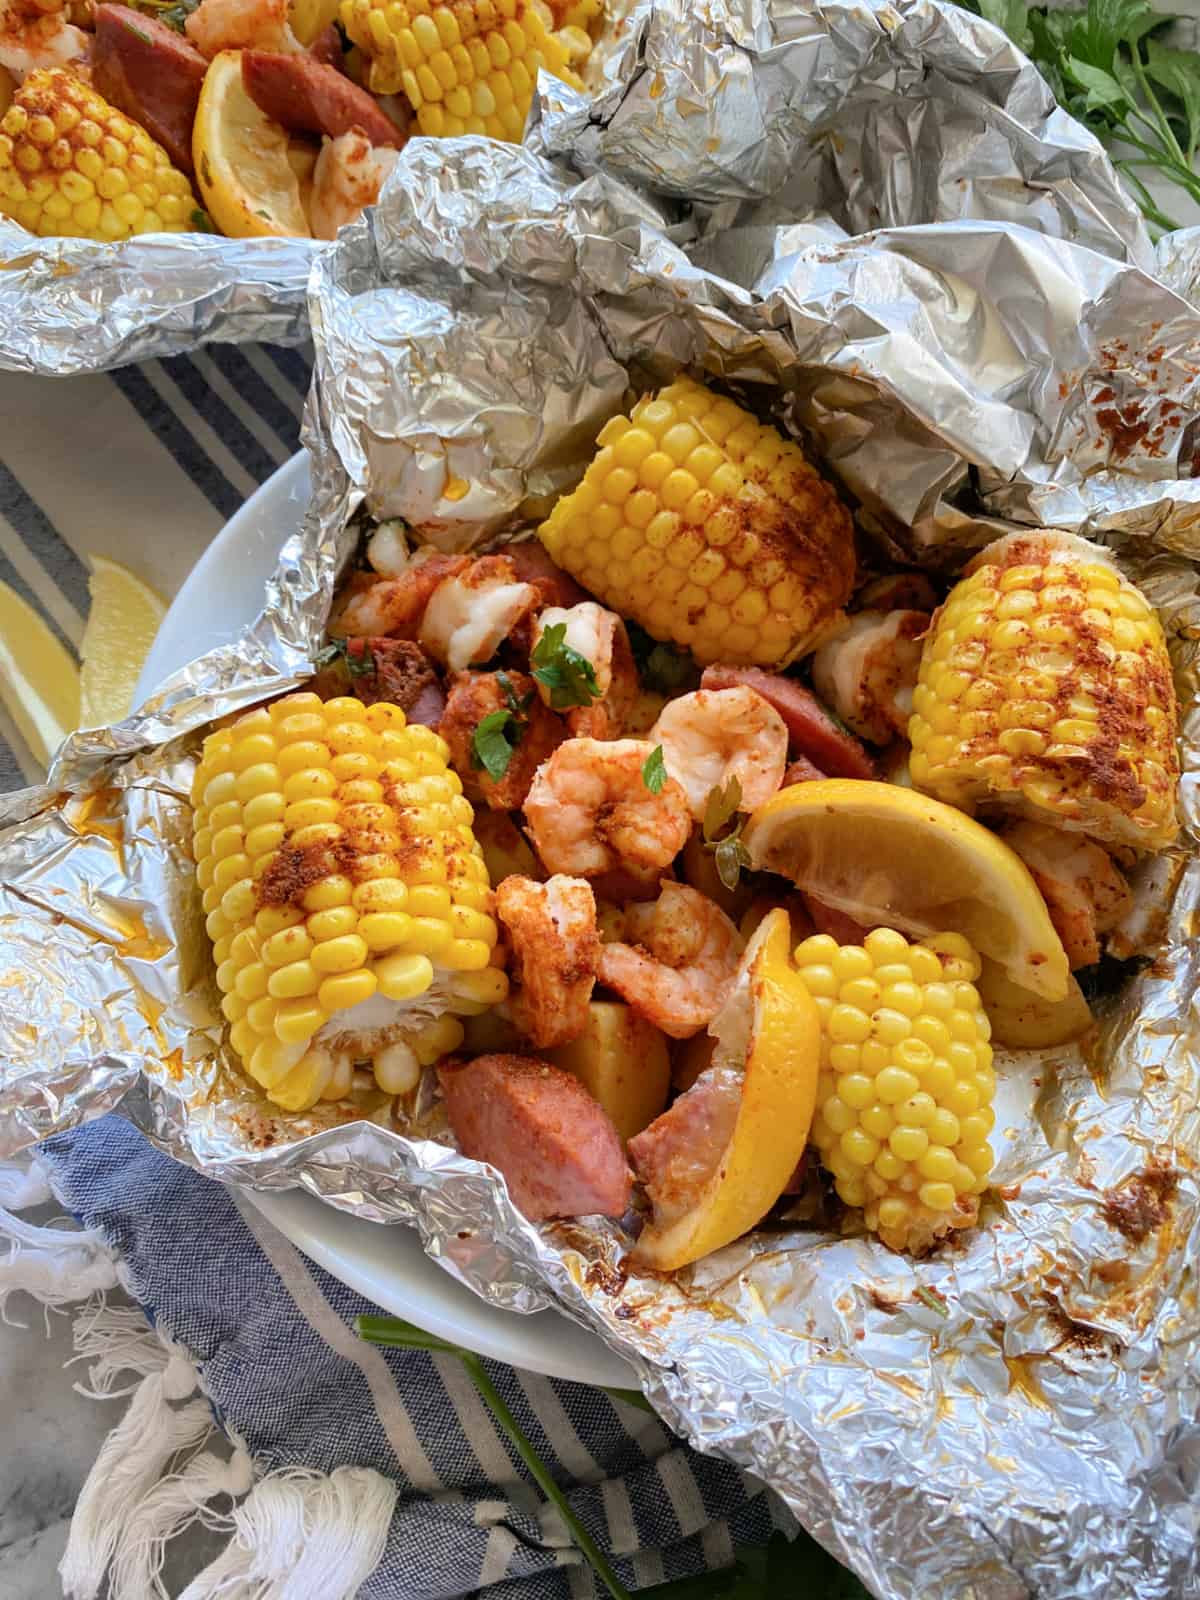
[1101,1163,1179,1243]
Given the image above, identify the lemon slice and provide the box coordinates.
[79,557,166,727]
[633,911,820,1271]
[0,581,80,770]
[743,779,1070,1000]
[193,50,310,239]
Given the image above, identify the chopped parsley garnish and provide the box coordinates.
[641,745,667,794]
[472,709,522,781]
[702,775,751,892]
[625,621,699,696]
[314,638,375,679]
[495,671,534,717]
[530,623,601,710]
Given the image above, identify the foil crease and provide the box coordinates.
[3,29,1200,1600]
[0,227,320,374]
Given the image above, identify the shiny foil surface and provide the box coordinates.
[4,6,1200,1597]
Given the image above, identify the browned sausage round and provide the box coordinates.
[700,665,875,780]
[93,5,208,176]
[438,1054,631,1221]
[241,51,405,147]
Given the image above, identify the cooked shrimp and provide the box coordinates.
[309,129,399,240]
[1001,821,1131,969]
[365,520,412,578]
[419,555,541,674]
[532,602,638,739]
[811,609,928,745]
[596,881,745,1038]
[439,670,564,811]
[185,0,301,55]
[0,0,85,78]
[649,687,788,821]
[524,738,691,889]
[495,874,598,1047]
[329,552,468,639]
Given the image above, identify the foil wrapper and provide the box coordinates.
[6,15,1200,1600]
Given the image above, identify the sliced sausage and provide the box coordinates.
[438,1054,631,1221]
[503,539,588,610]
[92,5,208,175]
[782,755,825,786]
[803,893,872,946]
[307,22,343,67]
[700,665,875,780]
[312,637,444,722]
[242,50,404,147]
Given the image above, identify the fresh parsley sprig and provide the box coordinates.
[960,0,1200,232]
[357,1313,869,1598]
[531,623,601,710]
[702,776,752,892]
[472,710,522,781]
[642,745,668,794]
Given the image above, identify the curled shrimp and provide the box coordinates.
[650,687,788,821]
[329,552,468,638]
[309,130,399,240]
[419,555,541,674]
[811,609,928,746]
[495,874,598,1047]
[532,602,638,739]
[596,882,744,1039]
[185,0,302,55]
[0,0,85,79]
[524,738,691,889]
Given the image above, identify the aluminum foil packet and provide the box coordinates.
[0,0,1181,374]
[5,10,1200,1600]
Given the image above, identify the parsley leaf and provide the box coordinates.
[642,745,667,794]
[314,638,376,680]
[625,622,700,696]
[531,623,601,710]
[495,670,534,717]
[954,0,1200,233]
[472,710,521,781]
[701,776,752,891]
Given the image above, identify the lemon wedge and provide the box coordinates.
[743,779,1070,1000]
[79,557,166,727]
[633,911,820,1271]
[0,580,80,770]
[193,50,309,239]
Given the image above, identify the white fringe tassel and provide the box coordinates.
[1,1155,399,1600]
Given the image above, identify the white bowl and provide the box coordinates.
[138,452,635,1387]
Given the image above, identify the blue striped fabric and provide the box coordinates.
[4,347,802,1595]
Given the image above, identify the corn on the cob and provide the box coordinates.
[0,68,194,241]
[538,377,856,668]
[191,692,507,1112]
[794,927,995,1254]
[340,0,580,141]
[909,530,1179,853]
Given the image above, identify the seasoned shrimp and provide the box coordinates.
[495,874,598,1048]
[596,881,744,1038]
[0,0,85,78]
[811,609,928,746]
[439,670,564,811]
[532,602,638,739]
[329,552,468,639]
[419,555,541,674]
[309,129,398,240]
[1001,821,1131,969]
[524,738,691,889]
[650,687,788,821]
[185,0,301,55]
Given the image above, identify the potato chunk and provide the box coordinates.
[546,1002,670,1143]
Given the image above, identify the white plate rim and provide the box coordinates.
[137,450,636,1388]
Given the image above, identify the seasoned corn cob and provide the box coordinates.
[538,377,856,668]
[192,692,508,1112]
[794,927,995,1254]
[340,0,580,141]
[909,530,1179,852]
[0,69,194,241]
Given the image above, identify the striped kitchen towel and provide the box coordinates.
[0,343,310,790]
[3,1114,788,1598]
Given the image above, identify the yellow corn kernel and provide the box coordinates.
[909,530,1179,851]
[796,927,995,1254]
[195,693,504,1103]
[269,1048,337,1112]
[340,0,580,139]
[0,69,194,242]
[538,376,855,667]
